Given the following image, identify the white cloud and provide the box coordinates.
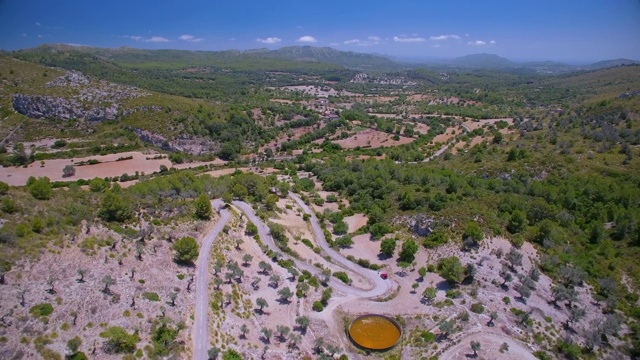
[329,42,339,46]
[468,40,487,46]
[22,33,27,37]
[393,35,426,43]
[430,34,460,41]
[490,40,496,44]
[125,35,170,43]
[38,34,43,39]
[35,22,41,26]
[432,44,441,48]
[297,35,317,43]
[179,34,204,42]
[343,36,380,46]
[147,36,169,43]
[257,37,282,44]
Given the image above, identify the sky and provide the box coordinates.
[0,0,639,63]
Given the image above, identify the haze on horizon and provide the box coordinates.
[1,0,639,63]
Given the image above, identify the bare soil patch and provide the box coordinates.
[333,129,415,149]
[0,151,171,186]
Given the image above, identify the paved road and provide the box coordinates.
[288,192,390,296]
[193,200,229,360]
[233,199,391,298]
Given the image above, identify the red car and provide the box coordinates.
[380,273,388,280]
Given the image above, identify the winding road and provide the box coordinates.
[193,200,229,360]
[233,197,392,298]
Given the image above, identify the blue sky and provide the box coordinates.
[1,0,639,62]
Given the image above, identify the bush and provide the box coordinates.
[312,301,324,312]
[246,223,258,236]
[173,236,199,263]
[0,181,9,195]
[28,177,53,200]
[100,326,140,354]
[62,165,76,178]
[142,292,160,302]
[420,331,436,343]
[470,303,485,314]
[194,193,212,220]
[30,303,54,317]
[99,192,132,222]
[333,271,351,284]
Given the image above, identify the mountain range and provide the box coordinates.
[12,44,640,74]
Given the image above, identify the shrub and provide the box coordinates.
[470,303,485,314]
[333,271,351,284]
[142,292,160,302]
[100,326,139,354]
[28,177,53,200]
[420,331,436,343]
[173,236,199,263]
[312,301,324,312]
[0,181,9,195]
[30,303,54,317]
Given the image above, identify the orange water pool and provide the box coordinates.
[348,315,401,350]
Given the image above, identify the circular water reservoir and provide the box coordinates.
[348,314,402,350]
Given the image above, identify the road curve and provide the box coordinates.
[233,199,391,298]
[193,200,229,360]
[288,192,390,296]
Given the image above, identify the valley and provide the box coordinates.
[0,44,638,360]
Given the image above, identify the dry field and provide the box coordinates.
[0,151,171,186]
[333,129,415,149]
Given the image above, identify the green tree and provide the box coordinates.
[463,221,483,246]
[438,256,465,285]
[422,287,437,304]
[333,220,348,235]
[194,194,212,220]
[173,236,199,263]
[99,191,132,222]
[0,181,9,195]
[28,177,53,200]
[99,326,140,354]
[231,184,248,199]
[62,165,76,178]
[471,341,481,356]
[89,177,109,192]
[380,238,396,258]
[256,297,268,311]
[399,239,418,263]
[507,210,527,234]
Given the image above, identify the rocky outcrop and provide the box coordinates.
[14,70,152,122]
[12,94,119,121]
[395,214,437,237]
[45,71,89,88]
[132,128,219,155]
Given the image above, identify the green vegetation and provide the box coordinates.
[173,236,199,263]
[29,303,54,317]
[99,326,140,354]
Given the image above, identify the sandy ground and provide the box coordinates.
[343,214,367,234]
[173,158,227,169]
[439,332,537,360]
[432,127,460,144]
[0,151,172,186]
[413,123,431,135]
[333,129,415,149]
[0,219,203,359]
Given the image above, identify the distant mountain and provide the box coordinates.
[447,53,516,68]
[15,44,396,71]
[13,44,639,74]
[587,58,640,70]
[265,46,397,70]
